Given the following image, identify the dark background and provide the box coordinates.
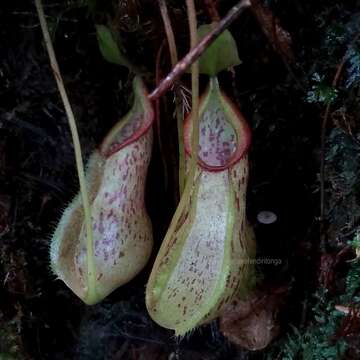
[1,0,359,359]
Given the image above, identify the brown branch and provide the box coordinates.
[148,0,251,101]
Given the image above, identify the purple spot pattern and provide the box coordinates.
[198,108,237,167]
[75,128,153,294]
[148,156,255,333]
[106,113,143,155]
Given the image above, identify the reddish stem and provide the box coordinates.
[148,0,251,101]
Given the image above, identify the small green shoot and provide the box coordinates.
[95,25,132,69]
[197,23,241,76]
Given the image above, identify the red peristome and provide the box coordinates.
[184,84,251,172]
[101,116,153,159]
[99,79,154,158]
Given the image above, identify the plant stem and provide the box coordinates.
[155,0,201,251]
[158,0,186,194]
[158,0,179,67]
[35,0,97,299]
[186,0,200,185]
[149,0,251,101]
[155,42,169,193]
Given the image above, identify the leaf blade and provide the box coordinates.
[95,24,131,68]
[197,23,241,76]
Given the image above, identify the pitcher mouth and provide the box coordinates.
[100,77,154,158]
[184,77,251,172]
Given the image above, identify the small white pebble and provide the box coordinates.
[257,211,277,224]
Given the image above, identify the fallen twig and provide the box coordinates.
[148,0,251,101]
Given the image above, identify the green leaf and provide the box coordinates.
[95,25,131,68]
[197,23,241,76]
